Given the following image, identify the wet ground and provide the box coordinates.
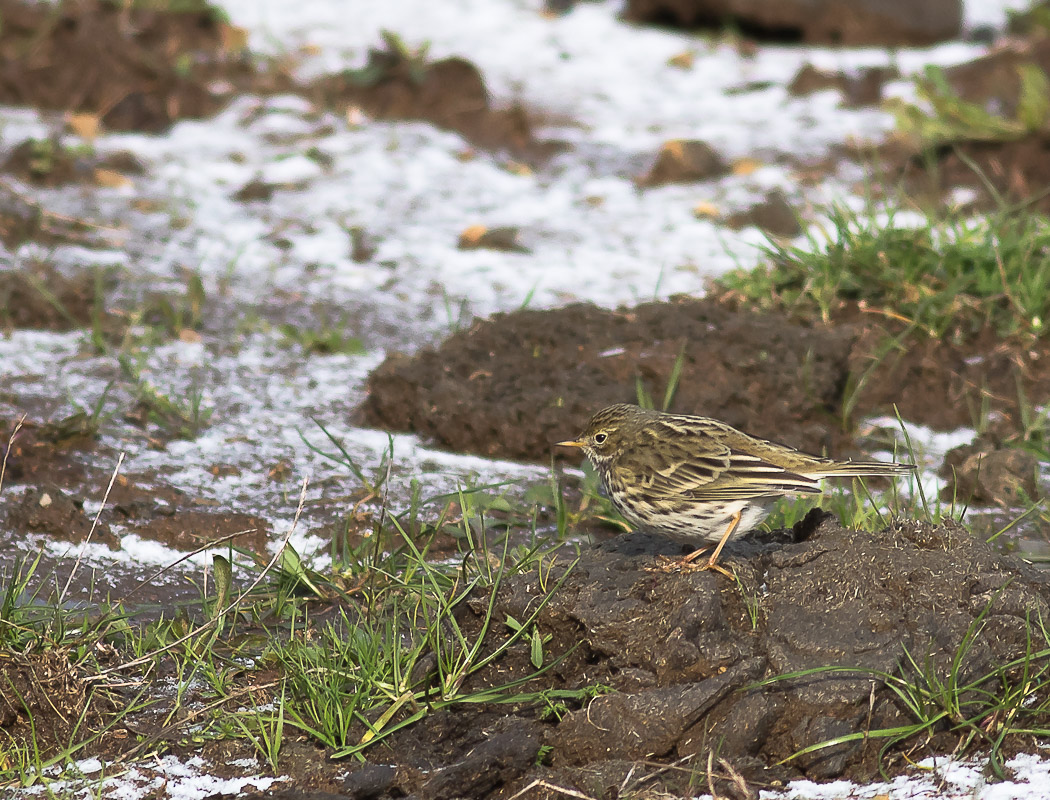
[1,0,1050,797]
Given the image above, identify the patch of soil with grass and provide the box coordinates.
[0,260,114,332]
[509,515,1048,790]
[2,413,271,564]
[895,135,1050,215]
[363,299,856,461]
[2,519,1040,798]
[0,0,553,166]
[2,473,272,560]
[0,649,118,758]
[121,507,272,553]
[0,0,264,133]
[216,516,1050,798]
[1,413,99,486]
[361,298,1050,464]
[303,34,555,162]
[1,137,147,188]
[844,319,1050,433]
[878,35,1050,214]
[0,183,110,250]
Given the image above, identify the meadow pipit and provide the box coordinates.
[557,404,915,575]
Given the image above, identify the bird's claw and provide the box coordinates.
[646,555,734,578]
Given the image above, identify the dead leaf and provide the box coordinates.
[67,112,101,141]
[692,201,720,219]
[94,168,132,188]
[668,51,695,69]
[732,158,763,176]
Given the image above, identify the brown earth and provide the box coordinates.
[0,0,259,133]
[1,137,146,188]
[362,299,856,462]
[362,297,1050,464]
[0,0,549,160]
[895,135,1050,215]
[0,649,118,758]
[624,0,962,46]
[334,515,1050,796]
[875,35,1050,213]
[304,43,550,161]
[1,415,272,556]
[0,260,113,332]
[2,3,1049,794]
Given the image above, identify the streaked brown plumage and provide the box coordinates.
[558,404,915,573]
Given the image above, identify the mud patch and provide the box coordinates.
[1,413,98,487]
[897,135,1050,215]
[1,463,272,555]
[0,0,260,132]
[885,36,1050,213]
[306,34,547,160]
[1,137,146,188]
[513,517,1048,787]
[362,298,1050,463]
[7,483,120,548]
[120,508,271,554]
[363,299,855,462]
[844,321,1050,434]
[2,414,269,559]
[288,516,1050,797]
[0,649,116,759]
[0,260,113,332]
[1,518,1043,797]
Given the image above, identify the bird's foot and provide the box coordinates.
[646,555,734,578]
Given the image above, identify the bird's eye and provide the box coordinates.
[593,432,608,445]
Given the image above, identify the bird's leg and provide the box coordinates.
[649,510,741,578]
[703,509,742,572]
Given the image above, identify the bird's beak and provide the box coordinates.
[556,439,585,448]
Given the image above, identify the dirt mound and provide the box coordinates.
[0,261,109,332]
[0,0,258,132]
[349,516,1050,797]
[885,37,1050,214]
[306,35,543,160]
[363,298,1050,465]
[362,299,856,462]
[530,515,1035,783]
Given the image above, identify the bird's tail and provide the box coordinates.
[814,460,916,478]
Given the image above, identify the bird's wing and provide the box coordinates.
[635,438,822,501]
[695,450,823,500]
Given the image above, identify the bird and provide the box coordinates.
[557,404,915,575]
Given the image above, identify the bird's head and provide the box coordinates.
[556,404,649,465]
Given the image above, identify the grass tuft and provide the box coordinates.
[714,205,1050,340]
[888,64,1050,148]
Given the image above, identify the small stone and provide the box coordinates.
[457,225,529,253]
[788,64,849,97]
[725,189,802,237]
[941,447,1041,505]
[639,139,729,186]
